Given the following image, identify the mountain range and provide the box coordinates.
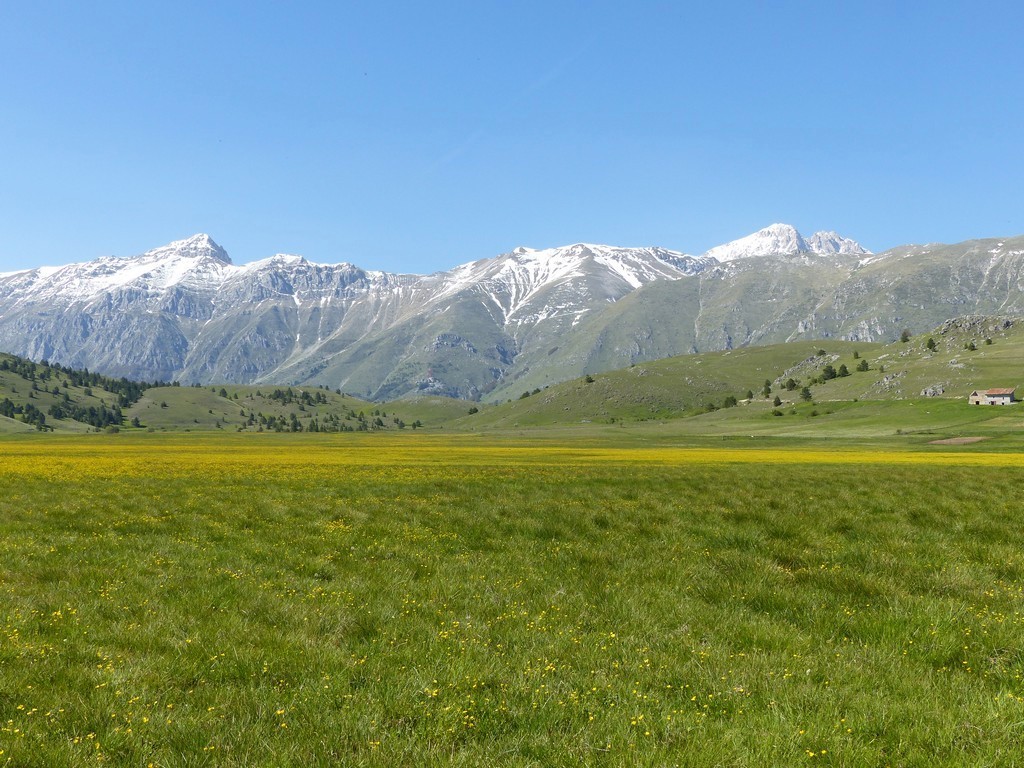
[0,224,1021,400]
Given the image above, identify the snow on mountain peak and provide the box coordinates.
[805,231,871,255]
[149,233,232,265]
[702,224,806,262]
[7,234,240,302]
[243,253,309,272]
[703,224,868,262]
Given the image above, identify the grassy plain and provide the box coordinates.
[2,434,1024,766]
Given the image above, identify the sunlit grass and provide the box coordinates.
[1,435,1023,765]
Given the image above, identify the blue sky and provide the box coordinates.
[1,1,1022,273]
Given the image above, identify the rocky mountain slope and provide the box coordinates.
[1,226,1022,400]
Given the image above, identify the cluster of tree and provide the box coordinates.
[813,363,851,383]
[0,357,45,381]
[0,355,172,408]
[47,402,123,429]
[238,407,421,433]
[263,388,330,407]
[0,398,49,430]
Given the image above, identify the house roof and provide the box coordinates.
[986,388,1016,396]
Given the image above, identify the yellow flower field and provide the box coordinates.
[1,434,1022,765]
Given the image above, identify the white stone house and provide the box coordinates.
[968,388,1016,405]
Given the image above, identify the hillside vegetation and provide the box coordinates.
[0,353,465,434]
[456,315,1022,432]
[0,314,1021,438]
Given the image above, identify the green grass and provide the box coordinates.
[4,316,1023,437]
[0,367,120,434]
[459,317,1024,429]
[2,436,1024,765]
[128,386,454,434]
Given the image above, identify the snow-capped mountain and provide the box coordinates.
[804,230,869,256]
[702,223,870,262]
[0,234,234,305]
[0,225,1021,400]
[433,243,711,326]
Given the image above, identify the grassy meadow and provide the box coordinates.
[2,434,1024,766]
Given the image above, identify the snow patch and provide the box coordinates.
[704,223,868,263]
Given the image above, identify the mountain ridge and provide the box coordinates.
[1,225,1022,400]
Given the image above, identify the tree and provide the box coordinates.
[785,378,798,391]
[800,387,813,402]
[723,395,738,408]
[853,350,860,359]
[900,329,912,343]
[857,358,869,372]
[745,390,754,401]
[762,379,772,397]
[838,364,850,377]
[966,341,977,351]
[821,364,837,381]
[773,395,782,407]
[926,337,937,351]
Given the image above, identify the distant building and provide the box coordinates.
[968,388,1016,405]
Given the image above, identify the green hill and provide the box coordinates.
[0,355,157,433]
[127,385,467,433]
[443,315,1024,446]
[452,340,881,429]
[1,314,1021,438]
[0,353,463,434]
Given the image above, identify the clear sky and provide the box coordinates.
[2,1,1022,273]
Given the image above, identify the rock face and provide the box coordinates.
[1,227,1023,401]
